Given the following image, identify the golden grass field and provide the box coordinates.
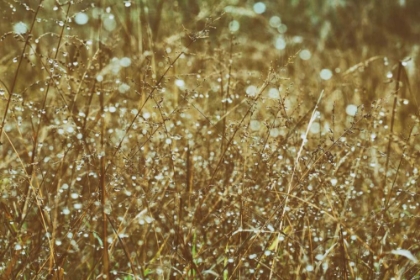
[0,0,419,279]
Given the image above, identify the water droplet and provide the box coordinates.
[175,79,185,88]
[248,253,258,260]
[310,122,320,134]
[299,49,311,60]
[118,83,130,93]
[346,104,358,116]
[103,16,116,31]
[119,57,131,67]
[275,36,286,50]
[277,24,288,33]
[320,69,333,80]
[75,12,89,25]
[246,85,258,97]
[306,265,314,272]
[71,193,79,199]
[269,16,281,28]
[250,120,261,131]
[62,208,70,215]
[253,2,266,14]
[229,20,240,32]
[13,22,28,34]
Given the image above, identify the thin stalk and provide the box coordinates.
[96,0,110,277]
[339,225,349,280]
[221,33,234,154]
[384,125,415,210]
[0,1,44,138]
[107,215,138,277]
[384,61,403,201]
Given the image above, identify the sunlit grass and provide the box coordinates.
[0,0,419,279]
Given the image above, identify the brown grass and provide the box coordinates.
[0,1,419,279]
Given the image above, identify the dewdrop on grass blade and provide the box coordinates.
[13,22,28,34]
[346,104,358,116]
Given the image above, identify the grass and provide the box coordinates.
[0,0,419,279]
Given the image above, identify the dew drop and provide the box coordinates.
[75,13,89,25]
[299,49,311,60]
[13,22,28,34]
[253,2,266,14]
[269,16,281,28]
[118,83,130,93]
[275,36,286,50]
[175,79,185,88]
[229,20,240,32]
[104,16,116,31]
[119,57,131,67]
[306,265,314,272]
[250,120,261,131]
[246,85,258,97]
[320,69,333,80]
[346,104,358,116]
[310,122,320,134]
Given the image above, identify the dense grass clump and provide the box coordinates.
[0,0,419,279]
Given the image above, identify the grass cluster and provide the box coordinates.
[0,0,419,279]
